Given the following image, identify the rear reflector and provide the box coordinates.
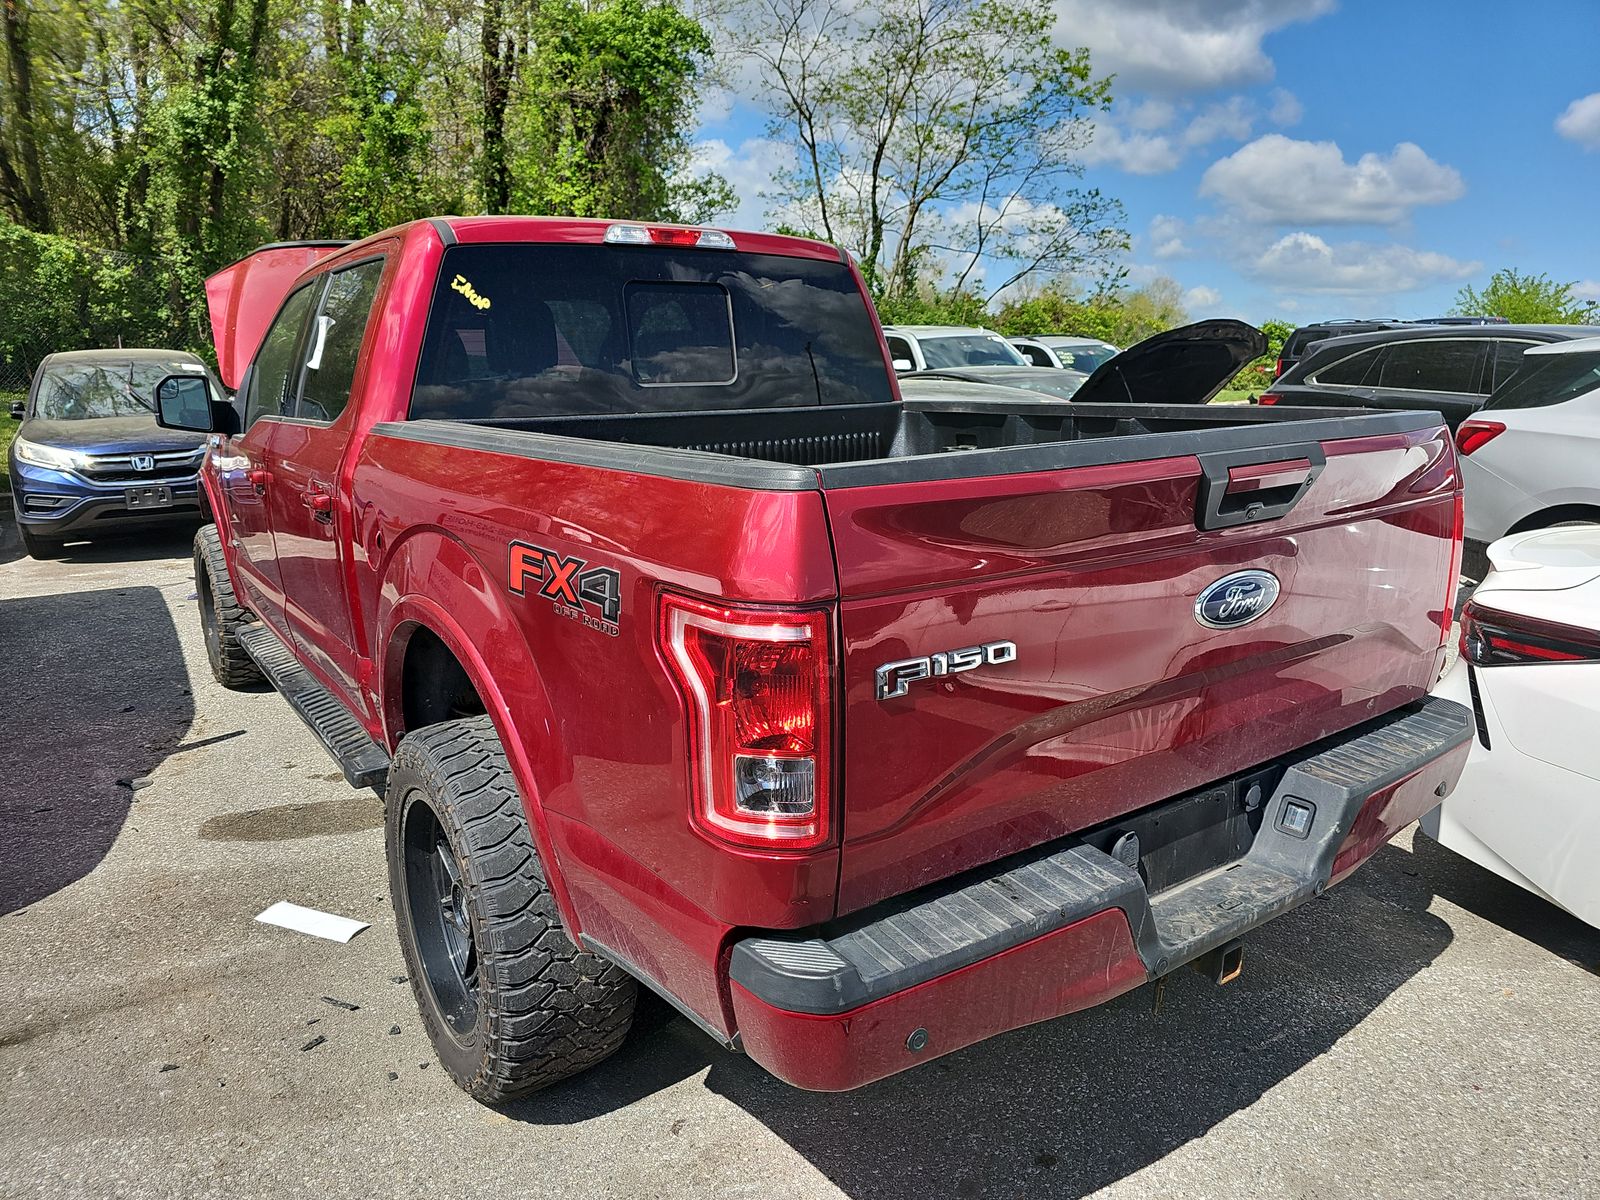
[1456,419,1506,457]
[1460,600,1600,666]
[1257,392,1281,406]
[659,592,832,851]
[604,223,736,250]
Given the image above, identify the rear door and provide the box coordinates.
[1365,337,1489,428]
[267,254,388,716]
[823,425,1459,913]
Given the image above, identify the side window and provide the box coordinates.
[886,335,914,366]
[1017,343,1050,367]
[297,259,385,422]
[1489,340,1535,393]
[1376,340,1483,393]
[245,284,318,429]
[1312,346,1383,386]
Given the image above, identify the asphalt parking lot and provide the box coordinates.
[2,522,1598,1200]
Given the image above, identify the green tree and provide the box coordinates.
[511,0,729,222]
[732,0,1125,302]
[996,277,1188,347]
[1452,269,1599,324]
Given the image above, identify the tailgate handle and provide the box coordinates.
[1195,443,1326,531]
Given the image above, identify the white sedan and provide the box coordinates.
[1424,525,1600,927]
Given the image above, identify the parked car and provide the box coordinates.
[1275,319,1409,379]
[906,365,1089,401]
[1275,318,1509,380]
[1258,324,1600,431]
[160,218,1468,1104]
[1425,525,1600,928]
[881,324,1027,372]
[1009,335,1120,373]
[1454,336,1600,579]
[7,349,222,559]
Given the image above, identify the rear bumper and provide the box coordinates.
[730,696,1472,1091]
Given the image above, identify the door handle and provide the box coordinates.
[302,489,334,523]
[1195,443,1327,531]
[247,468,270,493]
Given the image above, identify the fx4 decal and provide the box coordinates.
[509,542,622,636]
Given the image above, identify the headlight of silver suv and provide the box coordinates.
[11,436,94,472]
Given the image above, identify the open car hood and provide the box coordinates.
[206,242,349,390]
[1069,319,1266,406]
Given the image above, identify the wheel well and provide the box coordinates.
[400,627,487,733]
[1506,505,1600,535]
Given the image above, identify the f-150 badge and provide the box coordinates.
[509,541,622,636]
[875,641,1018,701]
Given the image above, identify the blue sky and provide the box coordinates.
[693,0,1600,324]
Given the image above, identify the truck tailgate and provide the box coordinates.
[824,424,1459,914]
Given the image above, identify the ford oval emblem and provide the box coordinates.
[1195,570,1280,629]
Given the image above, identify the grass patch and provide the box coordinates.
[0,394,20,495]
[1211,388,1258,406]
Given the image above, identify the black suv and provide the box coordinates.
[1261,324,1600,430]
[1275,320,1409,378]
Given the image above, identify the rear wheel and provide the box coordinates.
[18,526,64,560]
[386,716,636,1103]
[194,524,262,688]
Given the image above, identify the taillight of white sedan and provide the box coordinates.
[1425,525,1600,928]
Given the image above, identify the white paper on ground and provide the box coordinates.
[255,901,369,943]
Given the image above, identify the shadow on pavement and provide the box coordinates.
[47,524,200,565]
[0,584,194,915]
[1410,830,1600,970]
[509,840,1455,1198]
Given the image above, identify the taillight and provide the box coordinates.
[1273,359,1285,378]
[1459,600,1600,666]
[1456,419,1505,456]
[604,223,736,249]
[1257,392,1281,406]
[659,593,832,850]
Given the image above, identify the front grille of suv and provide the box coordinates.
[78,447,204,484]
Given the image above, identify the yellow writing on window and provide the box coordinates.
[451,274,491,310]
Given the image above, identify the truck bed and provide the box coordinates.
[376,397,1439,489]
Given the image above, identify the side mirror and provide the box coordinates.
[892,358,914,372]
[8,398,23,420]
[155,374,237,435]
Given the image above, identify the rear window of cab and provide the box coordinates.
[410,244,893,418]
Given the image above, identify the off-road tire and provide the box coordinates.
[18,526,64,560]
[194,524,261,688]
[386,716,636,1104]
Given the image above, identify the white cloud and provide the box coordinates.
[687,136,797,231]
[1555,92,1600,150]
[1267,87,1302,126]
[1083,92,1277,175]
[1247,232,1480,295]
[1181,96,1255,147]
[1081,124,1182,174]
[1183,284,1223,310]
[1199,135,1465,225]
[1574,280,1600,302]
[1052,0,1335,93]
[1148,214,1192,259]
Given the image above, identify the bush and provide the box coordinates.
[0,218,181,388]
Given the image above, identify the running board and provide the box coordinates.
[237,623,391,791]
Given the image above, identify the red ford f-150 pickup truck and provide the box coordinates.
[154,217,1471,1103]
